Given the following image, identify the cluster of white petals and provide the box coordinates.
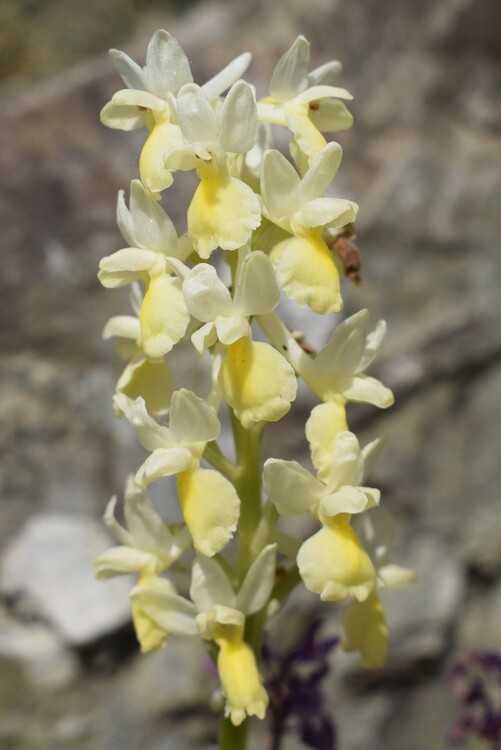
[95,29,411,731]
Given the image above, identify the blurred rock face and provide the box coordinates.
[1,1,500,748]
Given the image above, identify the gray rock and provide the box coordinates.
[0,604,79,691]
[383,534,465,666]
[1,514,132,645]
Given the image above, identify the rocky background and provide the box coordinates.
[1,0,500,748]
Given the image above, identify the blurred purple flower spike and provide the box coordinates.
[263,619,339,750]
[448,649,501,750]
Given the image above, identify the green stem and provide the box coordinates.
[231,410,263,577]
[203,441,240,483]
[219,715,248,750]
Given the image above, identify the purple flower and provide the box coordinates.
[263,619,339,750]
[447,649,501,749]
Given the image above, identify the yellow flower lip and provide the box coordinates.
[297,518,377,602]
[219,336,297,428]
[216,633,269,726]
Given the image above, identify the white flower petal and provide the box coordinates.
[100,100,147,131]
[297,141,343,204]
[105,88,166,112]
[269,35,310,100]
[236,544,277,615]
[233,251,280,317]
[145,29,193,97]
[130,578,198,636]
[168,388,221,446]
[109,49,147,90]
[261,149,300,220]
[116,189,138,246]
[183,264,233,322]
[319,487,374,519]
[190,556,236,612]
[94,546,159,578]
[191,321,217,355]
[129,180,178,253]
[215,315,249,346]
[103,495,131,546]
[124,480,175,553]
[314,310,369,375]
[163,143,199,172]
[294,84,353,105]
[219,80,257,154]
[103,315,140,341]
[309,99,353,132]
[114,394,172,451]
[361,436,385,480]
[327,431,364,490]
[177,83,218,143]
[335,374,394,409]
[136,446,194,487]
[263,458,323,515]
[378,564,417,589]
[292,197,357,230]
[98,248,158,288]
[358,320,388,372]
[307,60,343,87]
[202,51,252,100]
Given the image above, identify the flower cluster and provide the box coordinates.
[95,30,412,736]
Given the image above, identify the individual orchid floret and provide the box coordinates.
[261,143,358,314]
[98,181,191,359]
[342,510,416,668]
[132,545,276,725]
[103,312,176,416]
[258,35,353,165]
[101,29,252,192]
[263,431,380,602]
[164,81,261,257]
[94,475,191,581]
[115,389,240,557]
[94,476,192,653]
[182,251,297,427]
[302,309,394,475]
[258,308,394,477]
